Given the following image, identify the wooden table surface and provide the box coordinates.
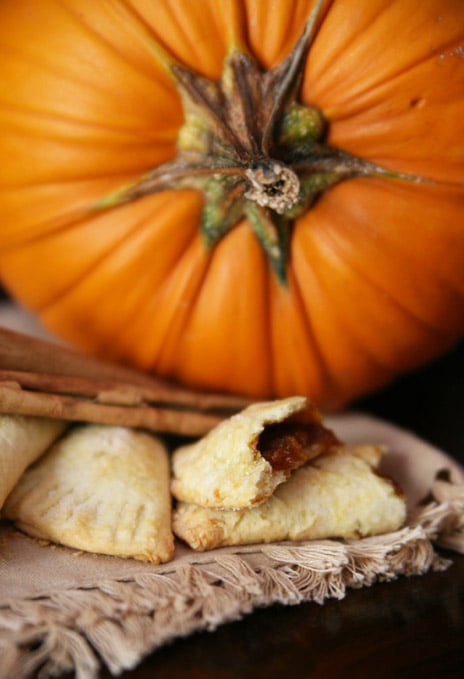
[104,341,464,679]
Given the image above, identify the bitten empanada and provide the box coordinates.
[171,396,338,509]
[173,444,406,551]
[3,424,174,563]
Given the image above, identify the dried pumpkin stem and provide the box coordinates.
[92,0,434,283]
[261,0,325,154]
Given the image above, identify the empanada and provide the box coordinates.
[171,396,338,509]
[0,414,67,510]
[3,424,174,563]
[173,444,407,551]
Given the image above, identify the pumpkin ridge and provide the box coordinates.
[344,49,459,107]
[37,194,204,353]
[281,264,338,402]
[128,1,228,80]
[57,0,191,92]
[303,0,395,83]
[0,179,143,253]
[291,224,402,379]
[153,245,214,376]
[1,169,164,192]
[57,1,141,68]
[155,3,216,67]
[21,193,195,313]
[0,65,177,154]
[294,199,458,349]
[0,44,126,104]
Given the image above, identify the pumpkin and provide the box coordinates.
[0,0,463,410]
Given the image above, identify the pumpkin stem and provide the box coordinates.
[244,162,300,215]
[261,0,325,155]
[92,0,437,283]
[244,203,291,284]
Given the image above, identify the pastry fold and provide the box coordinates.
[173,444,407,551]
[3,424,174,563]
[171,396,336,510]
[0,414,67,510]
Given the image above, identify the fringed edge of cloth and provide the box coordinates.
[0,491,463,679]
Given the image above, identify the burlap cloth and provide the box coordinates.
[0,304,464,678]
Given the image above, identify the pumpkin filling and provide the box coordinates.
[95,0,426,283]
[257,421,339,472]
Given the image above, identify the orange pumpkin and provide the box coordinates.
[0,0,463,409]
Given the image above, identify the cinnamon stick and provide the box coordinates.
[0,327,252,435]
[0,383,224,436]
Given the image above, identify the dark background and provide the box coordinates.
[1,287,463,678]
[355,339,463,461]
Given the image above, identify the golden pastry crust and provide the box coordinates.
[0,414,67,510]
[173,444,406,551]
[3,424,174,563]
[171,396,326,509]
